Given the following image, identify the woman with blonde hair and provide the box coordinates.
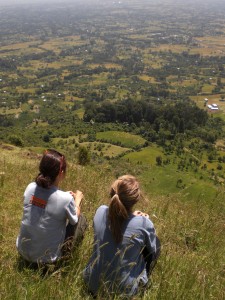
[83,175,160,297]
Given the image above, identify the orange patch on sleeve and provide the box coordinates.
[30,195,47,209]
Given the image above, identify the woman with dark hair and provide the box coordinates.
[16,149,86,264]
[83,175,160,297]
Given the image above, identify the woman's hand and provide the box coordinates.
[133,210,149,219]
[74,190,83,208]
[69,190,83,217]
[70,190,84,207]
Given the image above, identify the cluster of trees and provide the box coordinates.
[84,98,208,134]
[0,57,18,71]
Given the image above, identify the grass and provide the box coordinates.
[217,112,225,121]
[123,145,164,165]
[40,36,87,54]
[90,73,109,85]
[140,164,220,202]
[0,145,224,299]
[0,145,111,300]
[65,96,84,102]
[201,84,215,94]
[150,44,188,54]
[27,58,83,70]
[80,142,130,158]
[191,94,225,115]
[88,63,122,70]
[122,144,224,202]
[139,75,157,83]
[0,108,22,115]
[16,86,37,94]
[0,47,44,58]
[52,137,130,158]
[96,131,147,148]
[75,108,85,119]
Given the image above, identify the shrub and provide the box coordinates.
[9,135,24,147]
[78,146,90,165]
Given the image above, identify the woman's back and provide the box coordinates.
[17,182,78,263]
[84,205,157,296]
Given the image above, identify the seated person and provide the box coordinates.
[16,149,87,264]
[83,175,160,297]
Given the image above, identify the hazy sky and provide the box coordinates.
[0,0,223,7]
[0,0,62,3]
[0,0,215,3]
[0,0,75,5]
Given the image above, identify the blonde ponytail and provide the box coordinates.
[108,175,140,243]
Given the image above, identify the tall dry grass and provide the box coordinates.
[0,146,224,299]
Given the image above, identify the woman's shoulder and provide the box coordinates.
[94,205,109,226]
[94,205,109,219]
[27,181,36,187]
[130,214,155,229]
[25,182,36,192]
[96,205,108,214]
[55,189,73,201]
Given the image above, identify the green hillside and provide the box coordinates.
[96,131,147,148]
[1,0,225,298]
[0,145,224,300]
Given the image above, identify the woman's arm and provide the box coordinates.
[70,190,83,217]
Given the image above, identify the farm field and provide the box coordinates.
[0,0,225,191]
[52,136,130,158]
[123,145,164,165]
[1,0,225,122]
[122,143,225,201]
[96,131,147,148]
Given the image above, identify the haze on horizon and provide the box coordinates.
[0,0,224,5]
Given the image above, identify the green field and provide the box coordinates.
[80,142,130,158]
[122,145,220,202]
[140,164,219,202]
[96,131,147,148]
[52,136,130,158]
[123,145,164,165]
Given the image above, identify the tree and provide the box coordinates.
[156,156,162,166]
[9,135,24,147]
[176,178,183,188]
[217,164,223,170]
[78,146,90,165]
[43,134,50,143]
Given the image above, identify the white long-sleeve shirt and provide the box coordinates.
[16,182,78,263]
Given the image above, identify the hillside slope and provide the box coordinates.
[0,145,224,300]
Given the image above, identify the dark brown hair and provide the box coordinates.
[35,149,66,188]
[108,175,140,243]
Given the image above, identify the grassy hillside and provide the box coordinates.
[0,145,224,300]
[96,131,147,148]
